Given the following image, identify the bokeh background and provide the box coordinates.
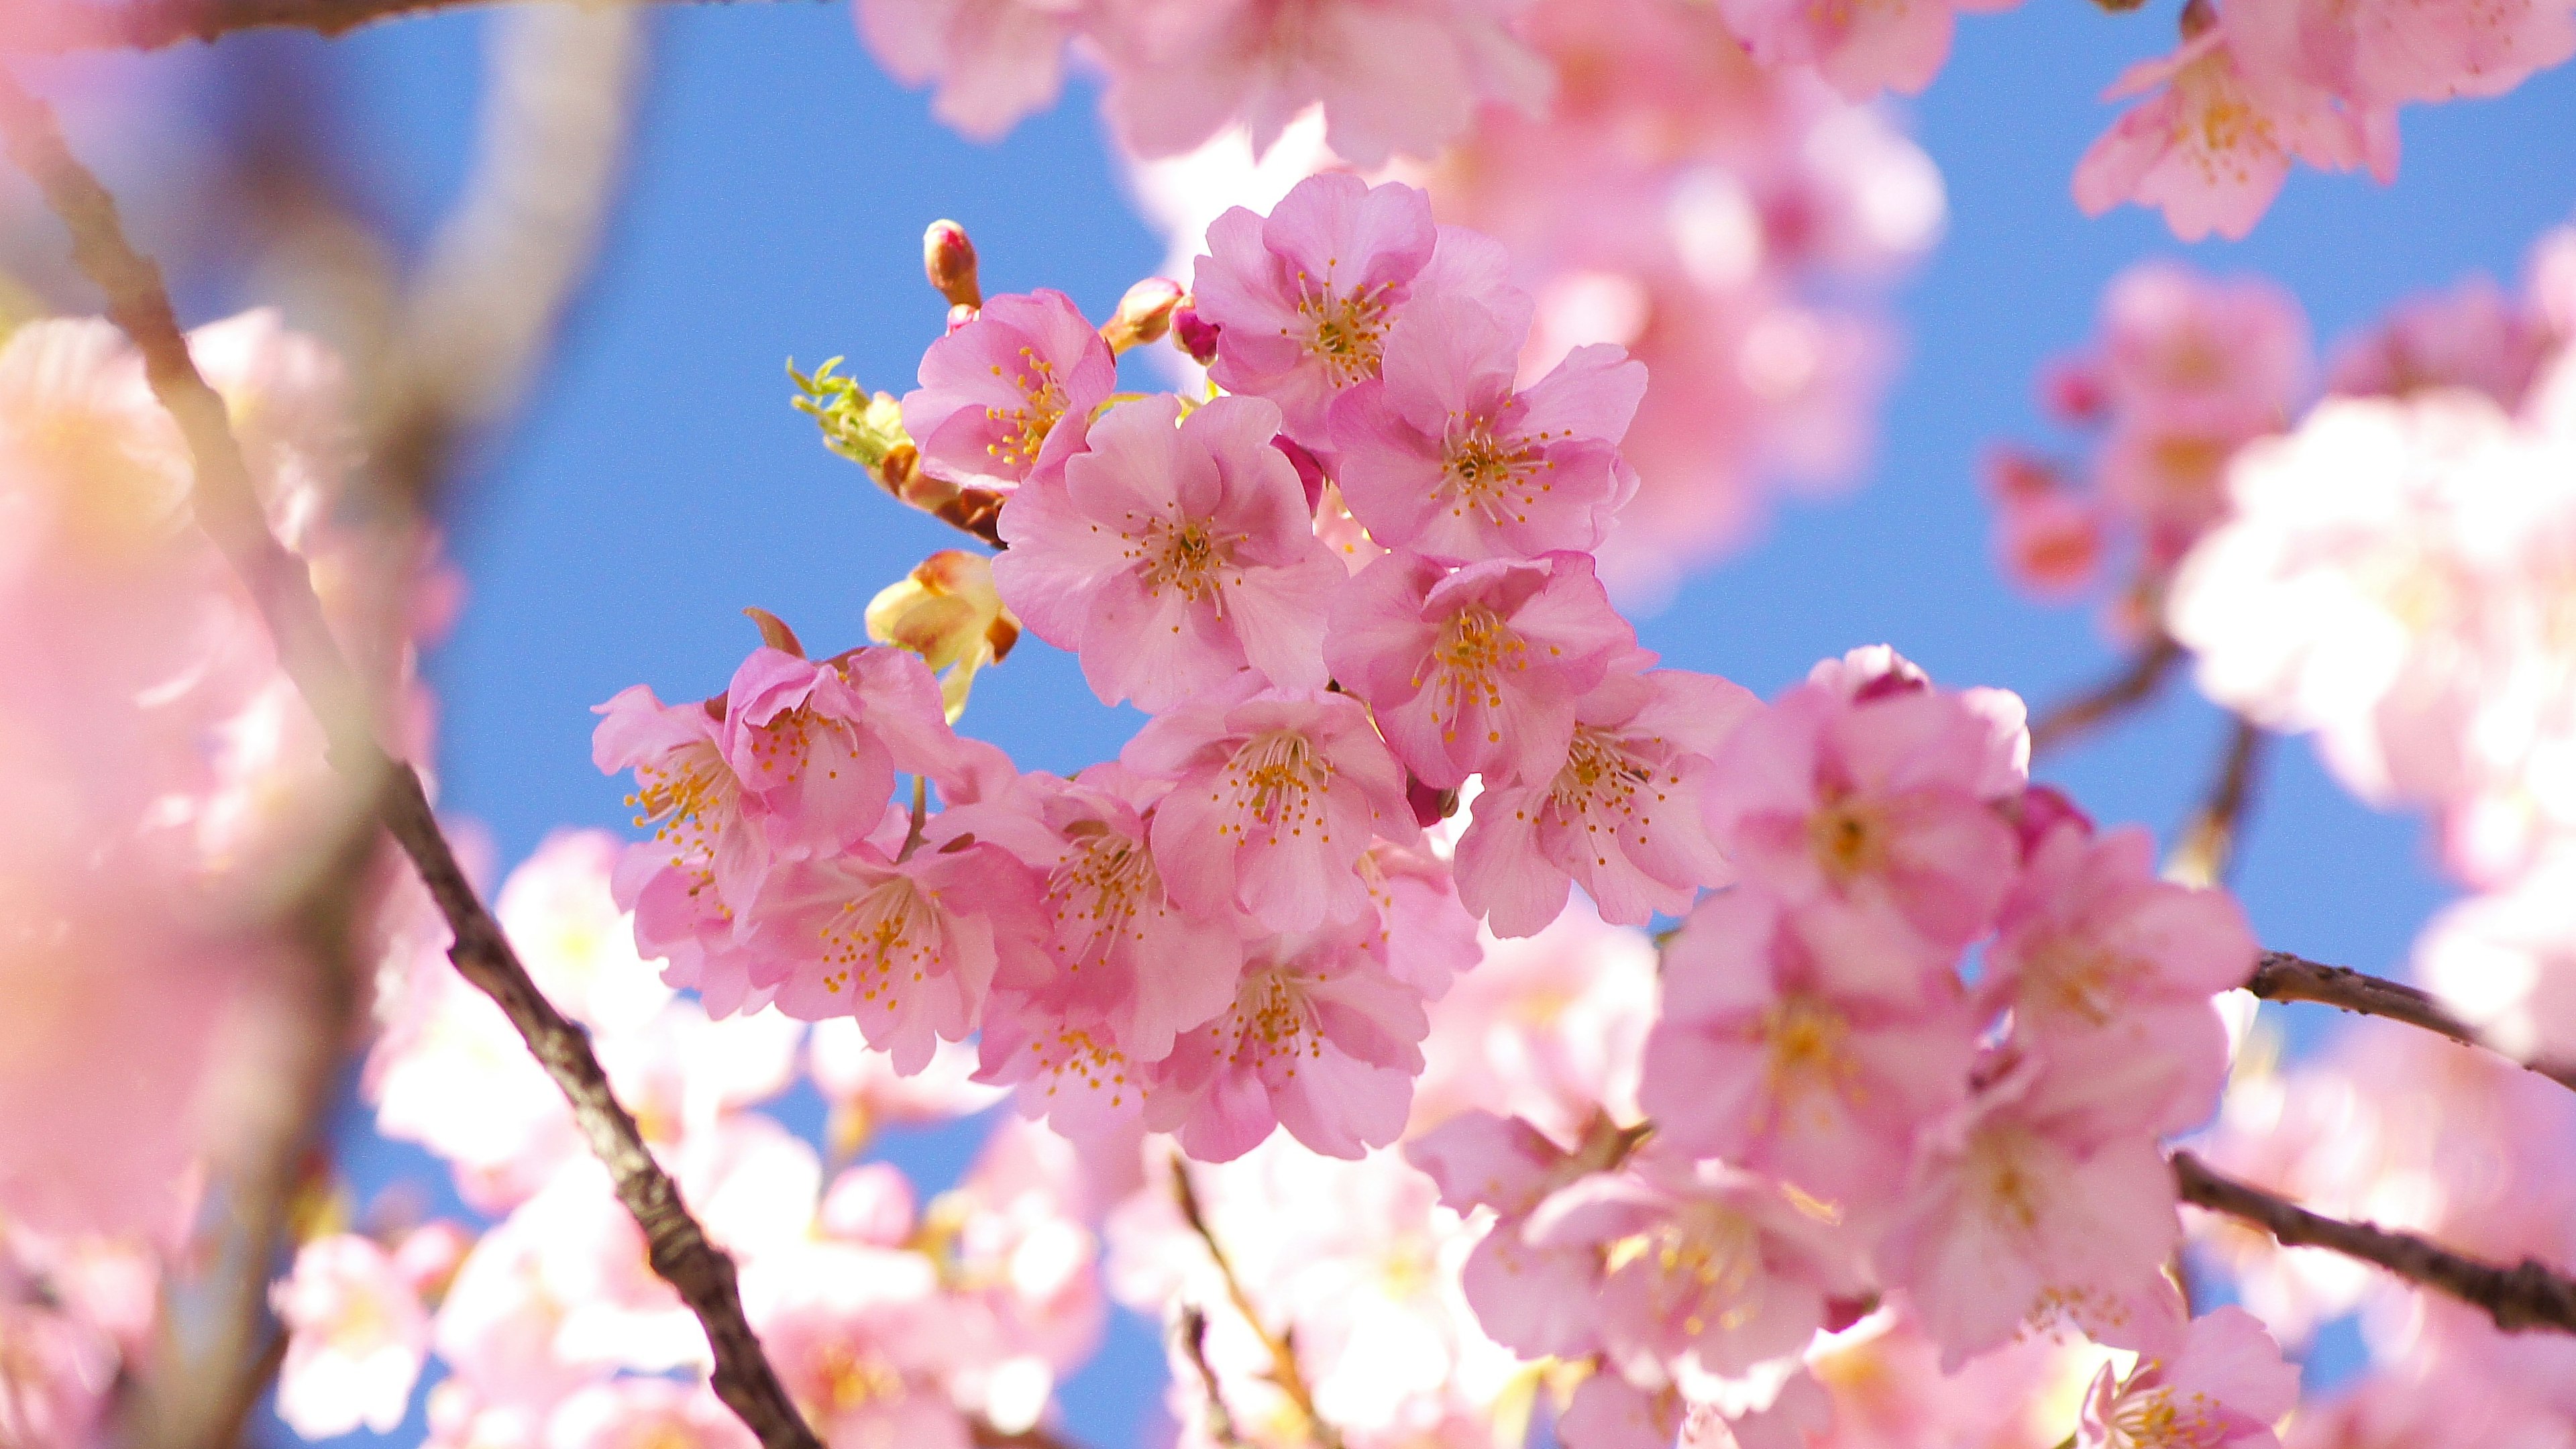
[33,5,2576,1442]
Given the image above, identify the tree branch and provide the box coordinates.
[1171,1157,1344,1449]
[2165,714,2266,888]
[0,0,814,55]
[1175,1304,1253,1449]
[2243,951,2576,1093]
[0,71,820,1449]
[2027,632,2184,758]
[2172,1151,2576,1334]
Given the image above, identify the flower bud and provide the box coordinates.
[866,550,1021,720]
[1100,277,1184,354]
[923,219,981,310]
[1171,299,1222,366]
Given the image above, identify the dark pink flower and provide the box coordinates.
[902,288,1116,492]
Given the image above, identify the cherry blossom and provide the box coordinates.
[1454,664,1759,936]
[902,288,1117,493]
[2078,1307,2298,1449]
[855,0,1084,140]
[1324,549,1635,789]
[270,1234,433,1438]
[1125,680,1415,933]
[991,392,1342,711]
[1717,0,2023,99]
[1326,292,1645,562]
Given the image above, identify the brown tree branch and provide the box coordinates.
[2243,951,2576,1093]
[1172,1158,1344,1449]
[0,0,813,55]
[2173,1151,2576,1334]
[2165,714,2267,888]
[0,71,820,1449]
[1176,1303,1253,1449]
[2027,632,2184,758]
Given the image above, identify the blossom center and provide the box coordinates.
[1134,517,1235,602]
[1807,795,1888,883]
[1215,731,1334,843]
[1051,830,1157,965]
[627,743,732,859]
[1418,605,1530,744]
[1759,993,1858,1108]
[1440,415,1552,522]
[983,345,1069,471]
[1293,278,1397,386]
[816,875,943,1003]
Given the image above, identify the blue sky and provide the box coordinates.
[83,3,2576,1442]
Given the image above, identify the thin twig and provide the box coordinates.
[0,72,820,1449]
[1176,1305,1252,1449]
[969,1418,1094,1449]
[2173,1151,2576,1334]
[2027,633,2184,758]
[1171,1157,1344,1449]
[0,0,812,54]
[2244,951,2576,1093]
[2165,714,2267,888]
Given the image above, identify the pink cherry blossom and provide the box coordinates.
[1125,681,1414,933]
[548,1378,757,1449]
[741,837,1049,1071]
[271,1234,432,1438]
[2226,0,2576,107]
[2072,19,2381,243]
[1324,550,1635,789]
[856,0,1083,140]
[1413,898,1660,1142]
[1715,0,2021,99]
[1356,835,1483,1000]
[1876,1053,2185,1366]
[1094,0,1550,167]
[990,392,1342,712]
[1144,920,1429,1161]
[741,1242,976,1449]
[720,645,961,858]
[1455,665,1759,936]
[1707,665,2023,951]
[2079,1307,2299,1449]
[594,679,761,920]
[1187,172,1521,446]
[1406,1109,1609,1358]
[2328,273,2554,409]
[902,288,1116,493]
[1526,1148,1866,1381]
[810,1021,1004,1139]
[1640,890,1976,1210]
[1326,292,1645,562]
[1984,820,2256,1134]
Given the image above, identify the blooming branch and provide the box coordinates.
[2172,1150,2576,1334]
[0,70,822,1449]
[2244,951,2576,1093]
[2027,632,2185,757]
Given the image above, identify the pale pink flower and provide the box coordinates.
[271,1234,432,1438]
[2079,1306,2298,1449]
[991,392,1342,712]
[498,828,675,1037]
[1325,550,1634,789]
[741,1242,976,1449]
[740,837,1049,1071]
[1527,1148,1865,1381]
[1640,890,1975,1210]
[1876,1054,2184,1366]
[1984,821,2256,1134]
[1455,665,1759,936]
[720,645,961,859]
[902,288,1116,493]
[941,1118,1108,1406]
[1126,681,1415,933]
[2227,0,2576,106]
[1707,665,2022,951]
[1187,172,1521,446]
[2418,848,2576,1066]
[810,1022,1004,1137]
[1326,292,1644,561]
[1356,835,1482,1000]
[1144,920,1429,1160]
[1716,0,2021,99]
[2092,261,2310,435]
[1095,0,1550,167]
[1413,898,1660,1142]
[856,0,1083,140]
[2327,273,2554,409]
[548,1378,757,1449]
[1405,1109,1606,1358]
[2072,21,2381,243]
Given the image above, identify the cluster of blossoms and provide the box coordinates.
[859,0,2573,266]
[1122,0,1946,592]
[275,829,1103,1448]
[0,308,448,1442]
[2076,0,2576,239]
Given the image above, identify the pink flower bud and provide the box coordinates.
[1100,276,1183,354]
[1170,299,1220,366]
[923,219,981,309]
